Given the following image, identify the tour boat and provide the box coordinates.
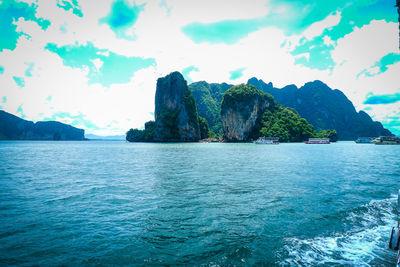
[374,136,400,145]
[305,138,330,144]
[255,137,279,144]
[355,137,373,144]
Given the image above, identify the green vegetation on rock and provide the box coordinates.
[189,81,232,136]
[251,105,315,142]
[143,121,156,141]
[315,129,338,142]
[182,88,200,135]
[250,104,338,142]
[198,116,209,139]
[126,128,142,142]
[126,120,156,142]
[156,109,180,141]
[221,84,273,116]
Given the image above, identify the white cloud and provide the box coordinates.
[323,35,335,46]
[327,20,399,108]
[91,58,103,70]
[302,12,342,41]
[167,0,270,24]
[331,20,398,77]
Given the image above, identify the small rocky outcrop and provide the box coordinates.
[221,84,273,142]
[154,72,200,142]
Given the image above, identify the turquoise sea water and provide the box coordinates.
[0,141,399,266]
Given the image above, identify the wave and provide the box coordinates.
[280,195,398,266]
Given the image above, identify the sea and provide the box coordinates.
[0,141,399,266]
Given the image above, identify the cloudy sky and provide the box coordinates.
[0,0,399,136]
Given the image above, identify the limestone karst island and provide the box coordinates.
[126,71,393,143]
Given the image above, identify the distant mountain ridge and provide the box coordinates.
[247,78,392,140]
[189,79,392,140]
[0,110,85,140]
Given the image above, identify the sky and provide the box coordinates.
[0,0,399,136]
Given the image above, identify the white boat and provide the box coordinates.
[306,138,330,144]
[255,137,279,144]
[374,136,400,145]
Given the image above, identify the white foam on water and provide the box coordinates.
[280,195,398,266]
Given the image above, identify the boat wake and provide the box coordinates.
[280,195,398,266]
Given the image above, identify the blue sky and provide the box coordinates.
[0,0,399,135]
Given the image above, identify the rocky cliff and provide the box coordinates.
[0,110,85,140]
[154,72,200,142]
[221,84,273,142]
[247,78,393,140]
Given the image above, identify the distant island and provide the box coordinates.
[126,72,361,143]
[0,110,85,140]
[127,71,392,143]
[190,78,393,141]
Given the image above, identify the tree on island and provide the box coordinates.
[198,116,210,140]
[316,129,338,142]
[126,121,156,142]
[251,105,316,142]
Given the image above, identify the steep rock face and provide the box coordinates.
[221,84,273,142]
[189,81,233,135]
[248,78,393,140]
[0,110,85,140]
[154,72,200,141]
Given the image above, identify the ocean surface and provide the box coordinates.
[0,141,399,266]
